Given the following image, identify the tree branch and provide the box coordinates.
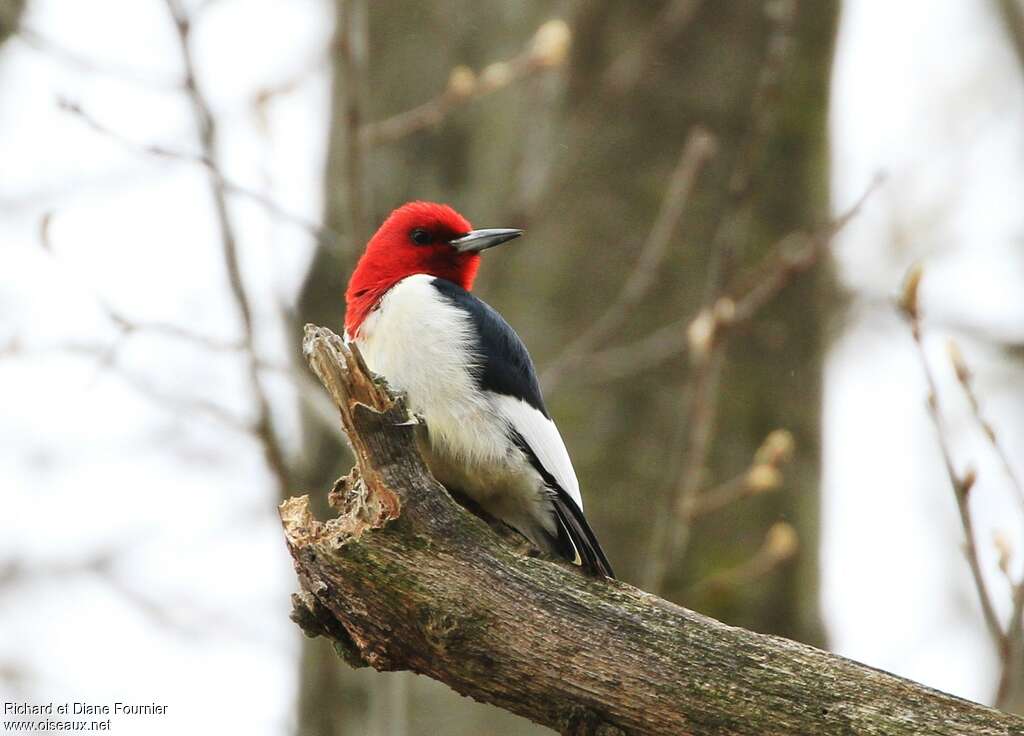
[58,98,338,250]
[901,269,1024,707]
[900,266,1002,645]
[359,19,572,148]
[164,0,289,494]
[281,324,1024,736]
[542,127,717,391]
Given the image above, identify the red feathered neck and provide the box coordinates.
[345,202,478,337]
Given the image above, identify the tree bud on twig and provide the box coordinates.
[446,65,477,99]
[765,522,799,562]
[690,125,719,159]
[947,339,971,385]
[779,232,815,268]
[713,296,735,326]
[899,263,924,320]
[687,300,732,364]
[531,19,571,68]
[960,466,977,497]
[754,428,795,467]
[687,307,716,360]
[994,530,1013,577]
[480,61,512,91]
[746,464,782,493]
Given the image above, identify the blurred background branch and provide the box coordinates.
[902,266,1024,708]
[57,99,338,250]
[163,0,289,494]
[360,19,571,148]
[642,178,877,594]
[541,127,717,390]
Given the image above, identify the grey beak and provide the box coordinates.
[449,228,523,253]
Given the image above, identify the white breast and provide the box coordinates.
[352,274,560,546]
[354,275,510,469]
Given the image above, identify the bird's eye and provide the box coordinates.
[410,228,432,245]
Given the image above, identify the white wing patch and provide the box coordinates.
[493,394,584,512]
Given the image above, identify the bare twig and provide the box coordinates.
[572,319,689,386]
[37,209,257,359]
[0,661,31,695]
[945,338,1024,706]
[687,522,799,596]
[641,176,879,593]
[2,549,284,645]
[100,300,244,353]
[995,548,1024,707]
[641,344,722,593]
[701,0,800,300]
[947,339,1024,513]
[506,48,568,226]
[110,360,253,432]
[899,266,1002,644]
[38,211,55,252]
[163,0,289,493]
[725,0,798,198]
[252,53,328,130]
[58,98,338,250]
[0,333,253,431]
[16,26,179,88]
[680,429,793,521]
[602,0,705,94]
[0,548,198,635]
[0,548,121,589]
[642,4,801,594]
[559,181,887,395]
[19,210,274,433]
[3,329,327,444]
[727,176,883,324]
[360,19,572,147]
[636,336,715,593]
[542,127,717,390]
[902,275,1024,707]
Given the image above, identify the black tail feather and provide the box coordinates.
[510,430,615,578]
[550,491,615,578]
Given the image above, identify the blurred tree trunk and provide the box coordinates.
[291,1,837,734]
[0,0,25,45]
[511,0,838,641]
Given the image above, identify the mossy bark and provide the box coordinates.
[283,325,1023,736]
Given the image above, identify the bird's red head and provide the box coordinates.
[345,201,521,336]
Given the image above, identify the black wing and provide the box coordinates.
[432,277,614,578]
[430,277,548,416]
[512,431,615,578]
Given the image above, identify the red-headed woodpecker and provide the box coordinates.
[344,201,614,577]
